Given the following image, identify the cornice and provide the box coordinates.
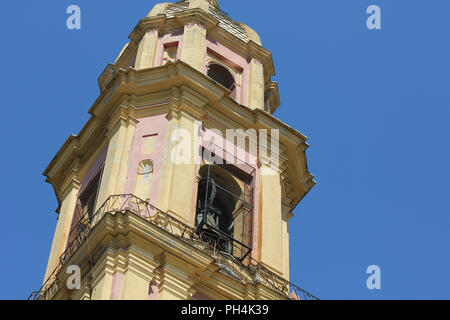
[45,60,313,210]
[247,41,275,78]
[44,134,78,179]
[129,16,168,42]
[174,8,219,31]
[104,103,138,134]
[113,41,139,76]
[120,9,275,82]
[266,81,280,114]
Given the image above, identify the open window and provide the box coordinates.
[78,170,102,222]
[67,168,103,247]
[195,145,255,261]
[207,63,237,100]
[196,165,241,235]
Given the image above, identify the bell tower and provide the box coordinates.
[30,0,317,300]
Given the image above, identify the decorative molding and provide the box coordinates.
[45,60,314,213]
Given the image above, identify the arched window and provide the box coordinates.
[207,63,236,99]
[195,165,243,253]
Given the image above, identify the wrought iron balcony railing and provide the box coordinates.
[28,194,318,301]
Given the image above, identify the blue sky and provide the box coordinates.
[1,0,449,300]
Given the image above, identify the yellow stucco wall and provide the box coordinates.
[91,272,114,300]
[95,116,137,211]
[259,166,284,275]
[41,0,314,297]
[189,0,211,12]
[135,30,159,70]
[281,205,291,280]
[248,58,265,110]
[120,270,150,300]
[43,183,79,283]
[180,23,207,72]
[156,109,198,224]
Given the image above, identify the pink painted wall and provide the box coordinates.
[204,37,250,106]
[148,281,159,300]
[154,32,252,106]
[109,272,123,300]
[124,114,170,206]
[154,32,184,68]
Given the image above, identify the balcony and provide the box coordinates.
[28,194,318,301]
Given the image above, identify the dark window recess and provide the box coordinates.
[196,178,235,235]
[129,56,136,68]
[195,162,254,261]
[207,64,237,99]
[264,90,271,113]
[67,169,102,247]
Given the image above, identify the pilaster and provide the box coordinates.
[95,109,137,210]
[180,23,207,72]
[188,0,211,12]
[156,253,197,300]
[248,58,265,110]
[156,89,206,224]
[43,179,80,283]
[135,30,159,70]
[258,164,283,274]
[281,202,293,280]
